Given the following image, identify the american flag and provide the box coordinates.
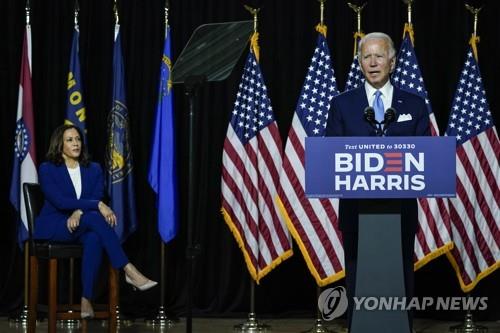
[221,49,292,282]
[445,46,500,292]
[344,34,364,92]
[391,34,453,268]
[277,32,344,286]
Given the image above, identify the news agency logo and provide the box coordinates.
[334,147,425,191]
[318,287,489,322]
[318,287,348,320]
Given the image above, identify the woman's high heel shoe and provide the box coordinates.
[81,309,95,320]
[125,275,158,291]
[81,298,95,319]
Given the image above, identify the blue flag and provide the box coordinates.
[105,24,137,242]
[65,27,87,139]
[148,26,178,243]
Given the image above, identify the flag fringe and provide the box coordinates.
[353,31,365,58]
[275,195,345,286]
[315,24,327,37]
[468,35,480,62]
[250,32,260,63]
[414,241,454,271]
[403,23,415,46]
[446,251,500,293]
[221,207,292,284]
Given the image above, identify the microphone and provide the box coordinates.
[364,106,382,136]
[363,106,375,123]
[381,107,397,136]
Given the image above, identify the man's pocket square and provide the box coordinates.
[397,114,412,122]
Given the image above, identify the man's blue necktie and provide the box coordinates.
[374,90,385,123]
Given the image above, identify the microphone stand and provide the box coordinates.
[363,107,383,136]
[380,108,396,136]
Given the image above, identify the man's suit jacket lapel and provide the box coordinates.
[354,86,369,111]
[391,87,405,117]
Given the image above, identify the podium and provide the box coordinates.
[351,199,410,332]
[305,136,456,332]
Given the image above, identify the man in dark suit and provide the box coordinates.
[325,32,430,330]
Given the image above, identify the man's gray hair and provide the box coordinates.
[358,32,396,59]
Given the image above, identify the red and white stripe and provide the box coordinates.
[447,127,500,291]
[222,123,292,282]
[414,114,453,267]
[277,114,344,286]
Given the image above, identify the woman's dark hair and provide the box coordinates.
[46,124,90,166]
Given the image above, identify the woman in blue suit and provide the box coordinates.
[34,124,157,318]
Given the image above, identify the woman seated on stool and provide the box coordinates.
[34,124,157,319]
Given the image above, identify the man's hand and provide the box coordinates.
[67,210,83,233]
[98,201,117,227]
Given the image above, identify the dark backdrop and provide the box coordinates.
[1,0,499,320]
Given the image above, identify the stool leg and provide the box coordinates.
[81,318,88,332]
[48,258,58,333]
[108,265,118,333]
[28,256,38,333]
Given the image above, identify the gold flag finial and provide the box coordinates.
[113,0,119,25]
[465,4,483,39]
[402,0,414,26]
[74,0,79,27]
[347,2,366,34]
[401,0,415,45]
[318,0,327,26]
[25,0,31,25]
[316,0,328,36]
[244,5,260,34]
[165,0,169,27]
[348,2,366,56]
[465,4,483,61]
[244,5,261,62]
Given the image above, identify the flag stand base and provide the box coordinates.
[101,305,133,328]
[145,305,175,328]
[300,319,337,333]
[233,312,270,333]
[8,305,29,326]
[450,311,487,333]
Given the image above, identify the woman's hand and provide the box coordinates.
[98,201,117,227]
[67,209,83,233]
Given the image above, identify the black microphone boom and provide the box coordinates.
[363,106,381,136]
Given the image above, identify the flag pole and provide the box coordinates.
[109,1,130,327]
[146,1,175,328]
[347,2,366,57]
[301,3,338,333]
[301,286,336,333]
[61,3,81,328]
[15,16,31,328]
[231,6,271,333]
[401,0,415,45]
[9,2,31,326]
[10,242,30,326]
[233,277,271,333]
[449,295,487,333]
[449,8,486,333]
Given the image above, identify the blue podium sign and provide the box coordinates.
[305,136,456,198]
